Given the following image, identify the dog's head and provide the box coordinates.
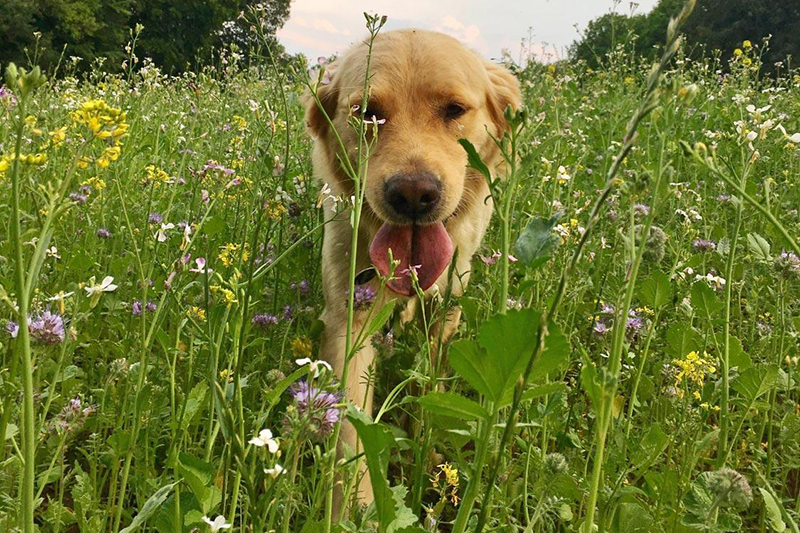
[306,29,521,295]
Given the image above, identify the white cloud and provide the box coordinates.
[431,15,486,51]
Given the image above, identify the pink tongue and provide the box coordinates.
[369,222,454,296]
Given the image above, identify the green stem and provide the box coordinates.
[9,94,36,533]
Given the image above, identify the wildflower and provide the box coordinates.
[70,99,129,142]
[633,203,650,217]
[774,249,800,277]
[69,192,88,203]
[626,309,645,335]
[592,317,610,335]
[96,228,111,239]
[252,313,279,330]
[283,305,294,322]
[6,321,20,338]
[543,452,568,476]
[707,468,753,510]
[201,515,232,532]
[51,396,96,433]
[636,225,667,263]
[85,276,118,308]
[189,257,213,274]
[46,291,74,315]
[673,350,716,396]
[556,165,571,184]
[218,242,249,267]
[187,306,206,322]
[695,273,726,290]
[131,300,156,316]
[350,285,376,310]
[264,464,285,478]
[692,238,716,253]
[148,212,163,224]
[155,222,174,242]
[248,428,280,453]
[742,40,752,49]
[210,284,237,306]
[288,380,341,440]
[295,357,332,378]
[29,309,66,344]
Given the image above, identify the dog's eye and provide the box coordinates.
[444,103,467,120]
[355,102,385,122]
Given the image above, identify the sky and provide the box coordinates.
[276,0,660,63]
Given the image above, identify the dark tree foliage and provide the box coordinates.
[571,0,799,73]
[0,0,293,74]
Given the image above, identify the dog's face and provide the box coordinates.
[306,30,521,295]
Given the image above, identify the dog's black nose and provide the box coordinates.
[385,172,441,220]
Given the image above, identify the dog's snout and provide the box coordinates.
[385,173,441,220]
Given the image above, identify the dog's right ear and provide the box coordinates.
[304,75,339,139]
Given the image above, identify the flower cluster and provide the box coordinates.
[672,350,716,398]
[284,380,341,441]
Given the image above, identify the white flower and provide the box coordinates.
[202,515,232,532]
[556,165,571,184]
[745,131,758,142]
[264,464,285,478]
[155,222,175,242]
[190,257,213,274]
[47,291,75,302]
[46,246,60,259]
[85,276,118,296]
[248,429,280,453]
[296,357,332,378]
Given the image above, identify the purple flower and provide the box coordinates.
[96,228,111,239]
[351,285,376,310]
[634,203,650,217]
[693,239,716,253]
[5,321,19,338]
[600,303,615,315]
[131,300,157,316]
[291,280,311,298]
[252,313,279,328]
[283,305,293,321]
[289,380,341,440]
[148,212,163,224]
[145,301,157,313]
[626,309,645,334]
[716,193,730,203]
[69,193,88,204]
[774,250,800,277]
[29,309,65,344]
[592,318,610,335]
[52,396,97,433]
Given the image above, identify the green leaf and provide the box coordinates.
[519,382,568,402]
[580,360,603,409]
[691,281,723,316]
[758,488,786,532]
[203,215,226,236]
[263,365,309,415]
[747,232,771,262]
[732,364,779,405]
[118,481,179,533]
[665,323,700,358]
[180,382,208,431]
[632,424,668,473]
[728,335,751,371]
[363,299,396,340]
[477,308,541,396]
[177,452,221,514]
[514,214,561,268]
[682,472,743,532]
[418,392,489,421]
[449,339,504,401]
[457,138,491,181]
[638,270,672,308]
[528,322,570,383]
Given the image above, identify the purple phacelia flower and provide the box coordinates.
[289,380,341,440]
[96,228,111,239]
[5,321,19,338]
[593,318,610,335]
[283,305,293,321]
[693,238,716,253]
[351,285,376,310]
[69,193,88,204]
[634,203,650,217]
[252,313,279,328]
[148,212,163,224]
[29,309,65,344]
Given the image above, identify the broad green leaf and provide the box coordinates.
[418,391,488,421]
[177,452,221,514]
[519,382,568,402]
[682,472,744,532]
[477,308,541,396]
[514,214,561,268]
[449,339,504,401]
[728,335,751,370]
[180,382,208,431]
[632,424,668,473]
[615,502,655,533]
[457,138,491,181]
[759,488,786,532]
[732,364,778,405]
[528,322,570,383]
[637,270,672,308]
[691,281,723,316]
[665,323,700,358]
[118,481,179,533]
[203,215,226,236]
[747,232,771,262]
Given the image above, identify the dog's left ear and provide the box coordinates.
[484,62,522,134]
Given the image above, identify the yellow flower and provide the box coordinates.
[218,242,250,267]
[291,337,313,359]
[187,306,206,322]
[674,350,716,390]
[734,48,743,57]
[49,127,68,147]
[742,40,752,49]
[742,57,752,67]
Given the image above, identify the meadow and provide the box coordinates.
[1,6,799,533]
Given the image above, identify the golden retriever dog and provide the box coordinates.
[305,28,521,504]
